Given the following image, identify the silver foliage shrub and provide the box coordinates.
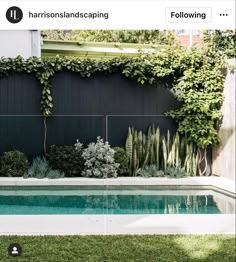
[81,137,119,178]
[24,157,64,179]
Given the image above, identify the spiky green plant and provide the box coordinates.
[125,127,133,170]
[154,127,160,169]
[167,129,171,157]
[162,137,167,171]
[133,146,138,176]
[175,133,180,167]
[125,126,199,176]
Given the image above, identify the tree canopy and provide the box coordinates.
[203,30,236,58]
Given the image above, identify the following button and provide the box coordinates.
[166,8,211,23]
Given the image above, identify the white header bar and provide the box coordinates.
[0,1,235,29]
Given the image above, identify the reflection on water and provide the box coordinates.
[0,194,234,215]
[213,196,235,214]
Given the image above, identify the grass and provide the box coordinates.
[0,235,235,262]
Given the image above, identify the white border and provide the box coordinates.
[0,1,235,29]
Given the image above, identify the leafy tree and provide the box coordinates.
[203,30,236,58]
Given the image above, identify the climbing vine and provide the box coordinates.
[0,43,230,175]
[166,45,227,175]
[0,45,182,115]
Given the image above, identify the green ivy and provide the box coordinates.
[0,46,180,116]
[0,44,228,153]
[166,45,226,148]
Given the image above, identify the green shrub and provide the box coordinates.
[82,137,119,178]
[24,157,64,179]
[24,157,48,178]
[164,166,187,178]
[113,147,130,176]
[47,169,64,179]
[48,144,84,177]
[138,165,164,177]
[0,150,29,177]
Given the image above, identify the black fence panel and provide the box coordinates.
[0,74,44,157]
[51,72,179,115]
[0,74,41,115]
[0,116,44,157]
[0,72,180,157]
[46,116,106,148]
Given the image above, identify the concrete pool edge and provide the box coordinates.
[0,214,235,235]
[0,177,235,195]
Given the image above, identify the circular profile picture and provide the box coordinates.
[8,243,22,257]
[6,6,23,24]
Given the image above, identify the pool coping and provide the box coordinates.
[0,176,235,235]
[0,176,235,194]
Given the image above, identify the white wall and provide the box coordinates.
[0,30,41,58]
[212,59,236,180]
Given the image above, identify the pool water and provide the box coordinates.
[0,189,235,215]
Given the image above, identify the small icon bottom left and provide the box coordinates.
[8,243,22,257]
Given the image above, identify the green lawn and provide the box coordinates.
[0,235,235,262]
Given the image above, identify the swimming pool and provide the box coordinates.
[0,187,234,215]
[0,178,235,235]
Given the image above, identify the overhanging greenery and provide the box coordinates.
[1,45,178,116]
[0,44,229,174]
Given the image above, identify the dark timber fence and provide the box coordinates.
[0,72,180,157]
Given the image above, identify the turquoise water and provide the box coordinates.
[0,190,234,215]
